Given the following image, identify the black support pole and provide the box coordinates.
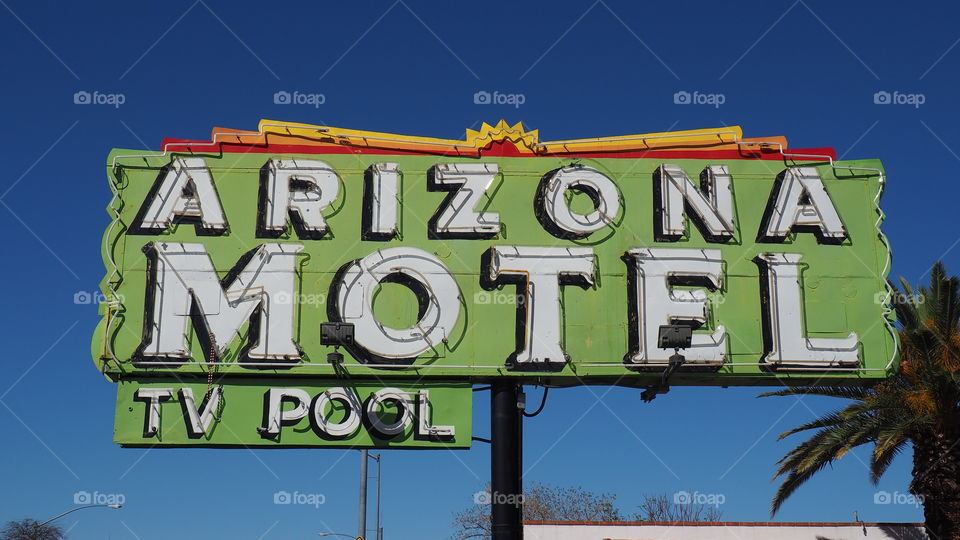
[491,381,522,539]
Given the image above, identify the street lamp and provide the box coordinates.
[40,504,122,526]
[317,533,359,539]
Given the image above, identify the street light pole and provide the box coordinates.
[358,450,383,540]
[370,453,382,540]
[358,449,368,538]
[40,504,122,526]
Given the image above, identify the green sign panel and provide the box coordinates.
[115,379,471,448]
[94,121,897,447]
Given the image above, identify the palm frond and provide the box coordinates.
[771,414,884,515]
[871,432,910,484]
[758,386,872,400]
[770,456,835,516]
[776,410,847,441]
[766,263,960,520]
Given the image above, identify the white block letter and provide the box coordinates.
[310,387,363,438]
[363,163,400,240]
[138,242,304,363]
[655,164,735,242]
[756,253,859,368]
[485,246,596,366]
[334,247,462,362]
[535,166,621,239]
[624,248,726,366]
[416,390,455,439]
[134,388,172,437]
[261,388,310,436]
[429,163,500,238]
[138,157,228,232]
[179,387,222,438]
[261,158,340,239]
[760,167,847,243]
[366,388,413,438]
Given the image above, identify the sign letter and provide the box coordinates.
[333,247,462,363]
[428,163,500,238]
[535,166,621,239]
[624,248,726,366]
[655,164,735,242]
[138,242,304,363]
[759,167,847,243]
[756,253,859,367]
[260,158,340,239]
[137,157,228,233]
[484,246,596,366]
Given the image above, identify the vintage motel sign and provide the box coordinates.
[94,120,896,447]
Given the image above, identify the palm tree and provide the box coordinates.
[761,263,960,540]
[0,519,65,540]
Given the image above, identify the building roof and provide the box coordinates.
[524,521,925,527]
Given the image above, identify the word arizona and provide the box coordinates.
[132,157,848,243]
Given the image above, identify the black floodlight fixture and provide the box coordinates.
[320,322,355,364]
[642,325,693,403]
[658,324,692,350]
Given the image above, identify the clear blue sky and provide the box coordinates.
[0,1,956,538]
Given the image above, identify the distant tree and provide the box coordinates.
[522,483,623,521]
[1,519,65,540]
[634,493,723,522]
[451,483,623,539]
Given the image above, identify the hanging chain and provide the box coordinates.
[205,330,216,400]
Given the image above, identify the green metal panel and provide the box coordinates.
[114,379,472,448]
[94,151,895,387]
